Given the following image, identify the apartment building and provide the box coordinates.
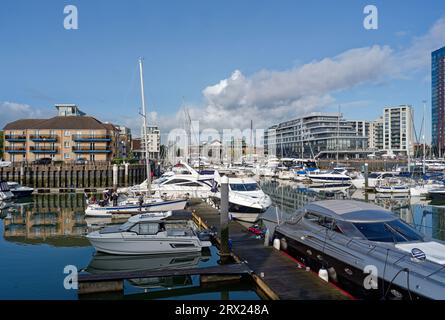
[264,113,370,159]
[2,104,120,163]
[382,105,414,156]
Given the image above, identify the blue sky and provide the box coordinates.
[0,0,444,142]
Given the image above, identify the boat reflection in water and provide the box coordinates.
[84,250,211,290]
[260,179,445,243]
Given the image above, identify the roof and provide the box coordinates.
[3,116,114,130]
[304,200,396,223]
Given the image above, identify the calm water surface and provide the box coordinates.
[0,194,261,300]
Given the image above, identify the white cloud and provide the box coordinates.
[175,17,445,131]
[0,102,52,129]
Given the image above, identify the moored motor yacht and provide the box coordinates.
[410,181,444,197]
[427,188,445,201]
[307,169,351,184]
[118,162,215,199]
[0,181,14,202]
[86,211,212,255]
[209,175,272,223]
[7,182,34,198]
[274,200,445,300]
[352,172,399,189]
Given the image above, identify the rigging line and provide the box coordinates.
[122,62,139,117]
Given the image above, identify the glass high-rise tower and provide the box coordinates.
[432,47,445,155]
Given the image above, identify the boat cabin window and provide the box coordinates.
[304,212,333,229]
[353,220,423,243]
[164,179,192,185]
[180,182,202,187]
[368,173,380,179]
[230,183,259,192]
[130,222,163,235]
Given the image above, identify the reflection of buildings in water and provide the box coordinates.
[431,206,445,241]
[2,194,88,246]
[263,180,445,241]
[260,180,348,214]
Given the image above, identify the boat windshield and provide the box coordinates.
[153,177,168,185]
[353,220,423,243]
[118,221,134,231]
[368,173,380,178]
[230,183,260,192]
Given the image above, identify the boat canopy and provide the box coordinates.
[303,200,397,223]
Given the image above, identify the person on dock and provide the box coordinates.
[112,190,118,206]
[138,194,144,211]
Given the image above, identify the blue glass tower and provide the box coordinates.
[432,47,445,155]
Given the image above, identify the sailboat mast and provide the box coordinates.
[423,100,426,174]
[139,57,151,196]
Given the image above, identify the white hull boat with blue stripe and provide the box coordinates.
[85,198,187,217]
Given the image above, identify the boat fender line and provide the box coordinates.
[280,237,288,251]
[383,267,413,300]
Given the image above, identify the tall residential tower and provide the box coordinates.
[432,47,445,156]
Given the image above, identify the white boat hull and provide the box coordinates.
[87,232,211,255]
[85,199,187,217]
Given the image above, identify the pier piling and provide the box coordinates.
[220,175,230,263]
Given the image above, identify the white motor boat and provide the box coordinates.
[0,160,12,168]
[209,176,272,223]
[86,211,212,255]
[307,169,351,184]
[0,181,14,201]
[7,182,34,198]
[375,178,410,194]
[119,162,215,199]
[85,196,187,217]
[410,182,445,197]
[278,170,294,180]
[352,171,399,189]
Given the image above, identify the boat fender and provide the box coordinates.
[273,238,280,250]
[279,237,287,251]
[318,267,329,282]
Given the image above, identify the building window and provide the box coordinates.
[64,131,71,136]
[64,141,70,148]
[64,153,70,159]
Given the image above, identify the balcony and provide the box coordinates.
[30,146,58,154]
[72,146,112,153]
[5,146,26,153]
[5,134,27,142]
[30,134,58,142]
[72,135,112,142]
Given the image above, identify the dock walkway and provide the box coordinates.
[190,199,351,300]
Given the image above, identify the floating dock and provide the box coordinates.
[190,199,352,300]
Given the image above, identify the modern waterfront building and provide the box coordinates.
[140,125,161,160]
[2,104,120,163]
[432,47,445,156]
[368,116,384,151]
[382,105,414,156]
[264,112,370,159]
[116,125,132,158]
